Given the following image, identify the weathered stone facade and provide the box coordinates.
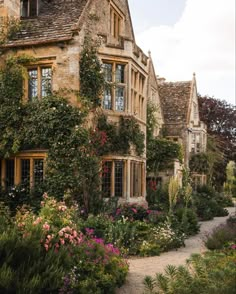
[0,0,161,204]
[158,74,207,185]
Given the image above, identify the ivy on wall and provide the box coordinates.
[79,36,105,108]
[147,138,183,173]
[96,114,145,156]
[146,101,183,174]
[0,55,101,213]
[189,152,210,174]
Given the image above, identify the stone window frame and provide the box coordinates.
[0,151,47,191]
[131,67,146,120]
[102,160,125,198]
[20,0,39,18]
[130,161,144,197]
[109,2,123,40]
[24,62,53,102]
[102,60,127,112]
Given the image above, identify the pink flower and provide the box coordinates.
[42,222,50,231]
[43,192,48,199]
[44,244,49,251]
[231,244,236,249]
[60,238,65,245]
[131,208,137,214]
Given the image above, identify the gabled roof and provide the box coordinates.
[158,81,192,125]
[5,0,89,47]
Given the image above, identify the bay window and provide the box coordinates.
[103,62,126,111]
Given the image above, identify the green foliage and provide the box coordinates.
[168,176,179,214]
[146,101,160,142]
[0,55,102,213]
[189,152,210,174]
[147,138,183,173]
[144,251,236,294]
[204,222,236,250]
[175,207,200,236]
[0,17,22,44]
[193,185,229,220]
[96,114,145,156]
[79,36,105,107]
[0,197,128,293]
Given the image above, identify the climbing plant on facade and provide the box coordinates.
[96,113,145,156]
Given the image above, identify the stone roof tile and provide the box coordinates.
[158,81,192,125]
[6,0,89,46]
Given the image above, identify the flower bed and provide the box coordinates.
[0,195,128,293]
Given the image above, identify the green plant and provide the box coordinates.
[204,223,236,250]
[0,196,128,293]
[193,185,229,220]
[79,36,105,107]
[144,251,236,294]
[175,207,200,236]
[147,138,183,174]
[96,114,145,156]
[168,176,179,214]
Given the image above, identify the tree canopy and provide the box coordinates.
[198,95,236,161]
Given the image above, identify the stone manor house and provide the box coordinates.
[0,0,206,204]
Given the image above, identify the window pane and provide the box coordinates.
[21,0,28,17]
[115,87,124,111]
[103,63,112,82]
[21,159,30,188]
[28,69,38,101]
[33,159,44,186]
[5,159,15,189]
[41,67,52,97]
[29,0,37,16]
[116,64,124,83]
[115,161,123,197]
[102,161,112,197]
[103,88,112,110]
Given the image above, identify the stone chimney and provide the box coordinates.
[0,0,20,19]
[156,75,166,84]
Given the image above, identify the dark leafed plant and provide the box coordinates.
[79,36,105,107]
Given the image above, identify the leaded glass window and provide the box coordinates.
[115,161,123,197]
[34,159,44,186]
[28,69,38,101]
[102,161,112,197]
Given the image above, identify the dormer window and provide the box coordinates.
[20,0,38,17]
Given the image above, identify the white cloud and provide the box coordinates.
[135,0,235,105]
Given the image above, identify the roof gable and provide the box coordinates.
[5,0,90,47]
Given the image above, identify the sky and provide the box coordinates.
[128,0,235,106]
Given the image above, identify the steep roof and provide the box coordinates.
[5,0,89,47]
[158,81,192,125]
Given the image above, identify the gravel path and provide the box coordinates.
[116,206,236,294]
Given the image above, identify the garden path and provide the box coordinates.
[116,206,236,294]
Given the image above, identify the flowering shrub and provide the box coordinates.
[0,196,128,293]
[114,203,149,221]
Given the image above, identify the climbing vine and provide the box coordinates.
[0,16,22,44]
[79,36,105,108]
[0,55,101,213]
[96,114,145,156]
[147,138,183,173]
[189,152,210,174]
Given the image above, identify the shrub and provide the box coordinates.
[0,196,128,293]
[193,185,229,220]
[114,203,149,221]
[204,222,236,250]
[175,207,200,236]
[144,250,236,294]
